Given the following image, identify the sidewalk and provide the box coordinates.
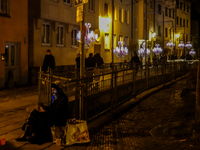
[1,75,199,149]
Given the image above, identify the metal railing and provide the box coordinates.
[38,61,198,122]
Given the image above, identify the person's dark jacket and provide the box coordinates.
[94,53,104,67]
[86,56,95,69]
[131,55,140,66]
[75,57,80,69]
[42,54,55,72]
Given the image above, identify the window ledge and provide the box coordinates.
[71,45,78,48]
[0,13,10,18]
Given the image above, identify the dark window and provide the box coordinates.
[180,1,182,9]
[165,28,168,37]
[158,26,161,36]
[187,5,189,12]
[169,9,171,17]
[180,18,182,26]
[172,9,174,18]
[0,0,9,14]
[119,8,122,22]
[104,3,108,17]
[63,0,70,4]
[158,4,161,14]
[177,17,179,25]
[165,7,168,16]
[88,0,94,11]
[176,0,179,9]
[183,3,185,11]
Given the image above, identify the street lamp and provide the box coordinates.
[152,44,163,55]
[113,40,128,59]
[138,43,150,57]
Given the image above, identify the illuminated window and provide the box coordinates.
[104,3,108,17]
[119,8,122,22]
[114,7,117,21]
[124,10,129,24]
[0,0,9,15]
[88,0,94,12]
[63,0,70,5]
[41,23,51,45]
[105,33,110,49]
[57,25,64,46]
[71,28,78,47]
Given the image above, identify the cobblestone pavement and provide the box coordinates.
[1,79,200,150]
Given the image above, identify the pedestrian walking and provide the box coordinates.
[131,52,140,74]
[75,53,80,69]
[86,53,95,83]
[42,49,55,73]
[94,53,104,68]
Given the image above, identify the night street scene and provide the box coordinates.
[0,0,200,149]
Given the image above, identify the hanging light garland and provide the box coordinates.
[152,44,162,55]
[166,40,175,49]
[178,41,185,49]
[138,43,150,56]
[113,40,128,59]
[76,23,98,47]
[185,41,192,49]
[189,49,196,56]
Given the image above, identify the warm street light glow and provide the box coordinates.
[166,40,175,49]
[178,41,185,49]
[113,40,128,59]
[152,32,156,38]
[152,44,162,55]
[189,49,195,56]
[185,41,192,49]
[175,33,180,38]
[76,23,98,47]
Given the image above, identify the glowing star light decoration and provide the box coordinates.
[178,41,185,49]
[152,44,163,55]
[185,41,192,49]
[76,23,98,47]
[138,43,150,56]
[189,49,196,56]
[166,40,175,49]
[113,40,128,59]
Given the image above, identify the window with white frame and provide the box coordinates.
[71,28,78,47]
[105,33,110,49]
[57,25,64,46]
[124,10,129,24]
[41,23,51,45]
[63,0,70,5]
[88,0,94,12]
[0,0,9,14]
[119,8,122,22]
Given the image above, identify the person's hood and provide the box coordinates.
[51,83,63,95]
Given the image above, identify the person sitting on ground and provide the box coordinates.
[16,84,69,144]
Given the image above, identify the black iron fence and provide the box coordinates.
[38,61,198,122]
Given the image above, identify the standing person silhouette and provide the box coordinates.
[42,49,55,73]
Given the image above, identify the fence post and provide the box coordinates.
[133,63,136,96]
[38,66,42,109]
